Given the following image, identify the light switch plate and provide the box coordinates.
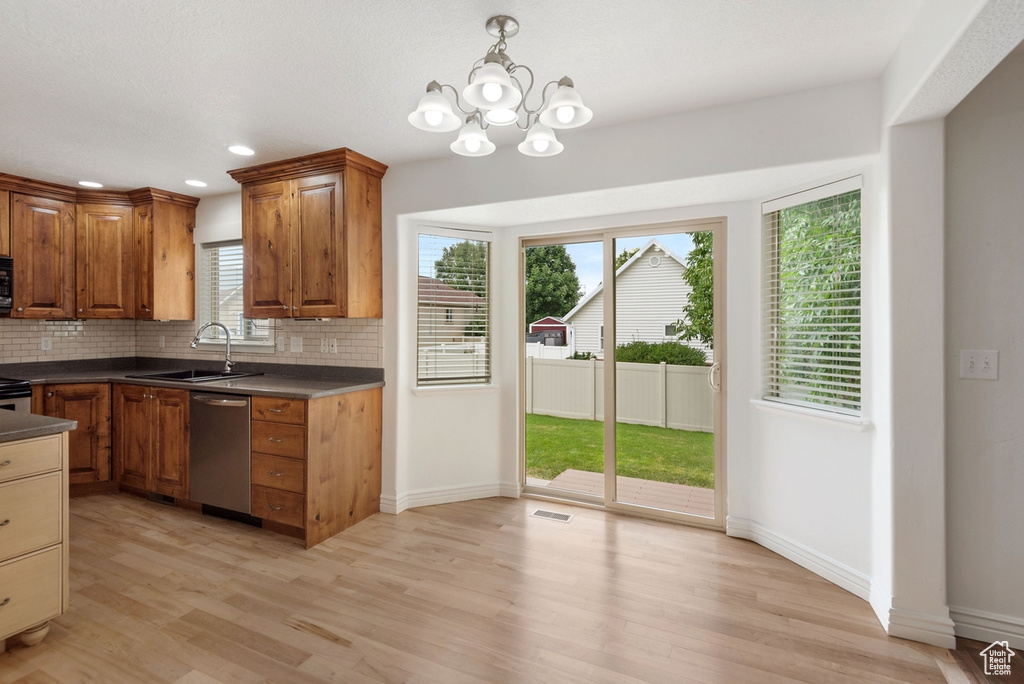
[329,338,338,354]
[159,335,165,348]
[290,336,303,353]
[320,338,328,353]
[276,337,286,352]
[960,350,998,380]
[40,337,52,351]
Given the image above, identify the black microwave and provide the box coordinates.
[0,256,12,314]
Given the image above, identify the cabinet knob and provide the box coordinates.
[268,408,283,413]
[292,306,297,311]
[46,392,53,397]
[0,519,9,527]
[78,308,83,313]
[267,471,283,477]
[268,437,283,443]
[282,305,287,310]
[267,504,284,511]
[15,307,23,312]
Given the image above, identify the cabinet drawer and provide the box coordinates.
[0,473,61,563]
[0,435,61,484]
[251,421,305,459]
[252,397,305,425]
[251,453,305,494]
[252,485,304,528]
[0,546,62,641]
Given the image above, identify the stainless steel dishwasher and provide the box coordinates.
[189,392,251,514]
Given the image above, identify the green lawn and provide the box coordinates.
[525,414,714,489]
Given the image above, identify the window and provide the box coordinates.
[198,241,272,345]
[599,324,604,350]
[763,178,861,415]
[664,323,678,337]
[417,231,490,386]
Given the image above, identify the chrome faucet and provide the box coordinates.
[190,322,234,373]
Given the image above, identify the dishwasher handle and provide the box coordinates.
[192,396,249,408]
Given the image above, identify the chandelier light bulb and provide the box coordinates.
[424,110,443,127]
[484,108,518,126]
[518,122,563,157]
[465,137,482,153]
[451,119,496,157]
[532,139,550,153]
[556,105,575,124]
[482,82,503,103]
[539,77,593,130]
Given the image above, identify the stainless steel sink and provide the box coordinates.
[125,369,263,383]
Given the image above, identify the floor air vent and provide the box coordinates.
[532,509,573,523]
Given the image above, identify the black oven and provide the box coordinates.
[0,256,12,314]
[0,377,31,412]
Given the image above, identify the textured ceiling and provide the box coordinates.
[0,0,925,196]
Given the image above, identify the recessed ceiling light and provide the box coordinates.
[185,180,207,187]
[228,145,255,156]
[78,181,103,188]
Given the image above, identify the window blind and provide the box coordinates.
[199,241,271,344]
[763,183,861,415]
[417,233,490,385]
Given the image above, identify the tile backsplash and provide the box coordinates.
[0,318,383,367]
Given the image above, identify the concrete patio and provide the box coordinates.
[532,468,715,518]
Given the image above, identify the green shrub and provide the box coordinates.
[570,351,596,360]
[615,341,706,366]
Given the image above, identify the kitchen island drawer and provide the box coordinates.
[251,453,304,494]
[252,397,305,425]
[252,485,304,528]
[0,435,61,484]
[0,546,62,640]
[251,421,305,459]
[0,473,61,563]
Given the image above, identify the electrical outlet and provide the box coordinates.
[329,338,338,354]
[290,336,303,353]
[276,337,286,352]
[159,335,165,348]
[960,349,998,380]
[40,337,52,351]
[320,338,328,353]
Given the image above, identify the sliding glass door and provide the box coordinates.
[522,219,725,528]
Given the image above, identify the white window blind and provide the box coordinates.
[417,232,490,385]
[198,241,272,345]
[763,180,861,415]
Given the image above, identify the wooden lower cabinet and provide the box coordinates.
[0,432,69,651]
[251,389,381,549]
[38,383,111,486]
[112,384,189,499]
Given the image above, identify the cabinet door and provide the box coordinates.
[75,204,134,319]
[43,383,111,484]
[151,388,189,499]
[0,189,10,256]
[133,204,155,318]
[10,193,75,318]
[242,180,292,318]
[293,174,345,318]
[112,384,150,490]
[342,167,383,318]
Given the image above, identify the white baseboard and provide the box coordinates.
[381,481,520,514]
[726,516,871,601]
[950,605,1024,649]
[887,607,957,649]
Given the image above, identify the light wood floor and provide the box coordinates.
[0,494,961,683]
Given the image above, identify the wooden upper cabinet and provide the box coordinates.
[0,189,10,256]
[128,188,199,320]
[242,180,292,317]
[75,201,134,318]
[229,148,387,319]
[10,192,76,319]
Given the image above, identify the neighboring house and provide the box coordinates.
[527,316,570,347]
[562,239,706,358]
[417,276,484,343]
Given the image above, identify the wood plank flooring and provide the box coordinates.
[0,494,957,683]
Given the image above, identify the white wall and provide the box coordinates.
[945,50,1024,648]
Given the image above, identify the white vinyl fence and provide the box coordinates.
[524,342,573,359]
[525,357,713,432]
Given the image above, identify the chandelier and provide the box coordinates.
[408,15,593,157]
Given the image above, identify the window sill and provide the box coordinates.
[412,384,497,396]
[750,399,872,432]
[195,341,276,356]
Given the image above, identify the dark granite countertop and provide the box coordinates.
[0,358,384,400]
[0,411,77,444]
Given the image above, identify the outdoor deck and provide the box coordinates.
[537,468,715,518]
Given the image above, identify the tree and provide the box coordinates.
[614,247,639,270]
[434,240,487,293]
[675,231,714,349]
[524,245,582,328]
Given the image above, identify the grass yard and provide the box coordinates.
[526,413,714,489]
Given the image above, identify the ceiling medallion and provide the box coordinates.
[408,15,592,157]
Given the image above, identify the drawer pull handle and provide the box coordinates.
[268,438,284,443]
[0,598,8,607]
[268,408,284,413]
[0,519,8,527]
[0,460,10,467]
[267,471,284,477]
[268,504,284,511]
